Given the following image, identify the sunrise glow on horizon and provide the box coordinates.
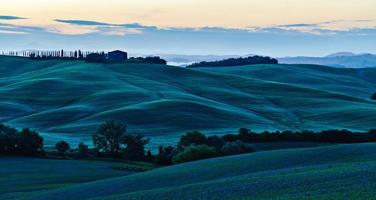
[1,0,376,29]
[1,0,376,56]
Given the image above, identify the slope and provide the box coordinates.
[0,56,375,146]
[13,143,376,200]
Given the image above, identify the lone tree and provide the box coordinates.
[92,120,127,155]
[55,141,70,156]
[372,93,376,100]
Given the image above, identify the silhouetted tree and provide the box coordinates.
[92,120,127,155]
[206,135,225,152]
[78,142,89,157]
[187,56,278,68]
[157,145,175,165]
[18,128,44,155]
[122,134,150,161]
[0,124,43,156]
[55,141,70,156]
[178,131,207,148]
[85,53,106,63]
[127,56,167,65]
[145,150,153,161]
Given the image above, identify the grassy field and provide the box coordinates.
[0,56,375,147]
[6,142,376,200]
[0,157,149,197]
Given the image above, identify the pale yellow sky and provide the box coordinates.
[1,0,376,28]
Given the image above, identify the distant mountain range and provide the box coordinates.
[279,52,376,68]
[158,52,376,68]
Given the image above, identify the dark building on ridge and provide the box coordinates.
[107,50,128,63]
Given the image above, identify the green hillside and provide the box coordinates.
[0,56,375,146]
[8,143,376,200]
[0,157,138,196]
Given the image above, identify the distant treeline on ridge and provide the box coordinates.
[186,55,279,68]
[0,50,167,65]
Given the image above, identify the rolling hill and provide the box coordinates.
[5,143,376,200]
[0,157,137,195]
[0,56,375,146]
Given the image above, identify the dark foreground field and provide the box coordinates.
[2,142,376,200]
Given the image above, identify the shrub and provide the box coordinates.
[172,145,218,164]
[178,130,207,148]
[206,135,225,152]
[55,141,70,156]
[221,141,255,156]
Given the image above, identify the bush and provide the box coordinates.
[206,135,225,152]
[221,141,255,156]
[55,141,70,156]
[172,145,218,164]
[178,131,207,148]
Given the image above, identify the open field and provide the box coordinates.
[0,157,145,196]
[3,142,376,200]
[0,56,375,147]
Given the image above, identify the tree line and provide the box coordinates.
[186,56,279,68]
[85,54,167,65]
[1,122,376,165]
[1,50,98,60]
[1,50,167,65]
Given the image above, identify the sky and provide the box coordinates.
[0,0,376,56]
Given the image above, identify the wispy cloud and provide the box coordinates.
[277,23,319,28]
[53,19,153,35]
[1,18,376,56]
[55,19,111,26]
[0,15,27,20]
[268,20,376,35]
